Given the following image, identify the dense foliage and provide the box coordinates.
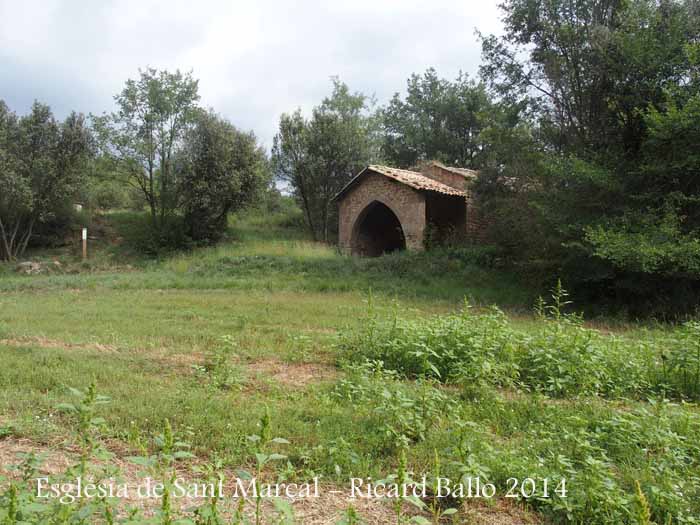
[0,101,92,261]
[381,68,493,169]
[178,111,269,244]
[93,68,201,231]
[475,0,700,314]
[339,289,700,523]
[90,69,270,251]
[341,285,700,401]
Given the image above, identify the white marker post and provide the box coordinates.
[82,228,87,260]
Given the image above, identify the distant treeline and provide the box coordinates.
[1,69,271,259]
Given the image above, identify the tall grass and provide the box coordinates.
[0,208,534,306]
[334,287,700,523]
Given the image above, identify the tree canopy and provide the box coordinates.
[178,110,270,243]
[94,68,200,229]
[0,101,92,260]
[272,79,380,241]
[381,68,492,169]
[477,0,700,313]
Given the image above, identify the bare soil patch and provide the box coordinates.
[247,359,338,388]
[0,337,205,371]
[0,336,117,353]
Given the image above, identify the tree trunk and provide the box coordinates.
[17,218,34,258]
[148,160,158,229]
[0,217,11,261]
[160,150,167,225]
[0,216,34,261]
[297,177,318,241]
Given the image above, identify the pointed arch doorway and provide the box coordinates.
[350,201,406,257]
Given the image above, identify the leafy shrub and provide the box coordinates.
[663,321,700,400]
[338,303,520,387]
[332,361,455,445]
[458,397,700,524]
[192,335,244,390]
[444,244,506,268]
[517,319,654,398]
[341,287,700,401]
[179,111,269,245]
[111,212,193,256]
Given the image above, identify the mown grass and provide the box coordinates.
[1,207,698,524]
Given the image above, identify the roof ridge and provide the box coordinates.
[368,164,421,175]
[426,161,479,178]
[333,165,468,201]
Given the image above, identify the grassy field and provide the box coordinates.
[0,209,698,524]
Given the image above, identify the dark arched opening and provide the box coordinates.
[351,201,406,257]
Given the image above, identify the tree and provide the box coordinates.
[480,0,696,162]
[382,68,493,169]
[0,101,92,261]
[272,79,380,241]
[585,57,700,281]
[94,68,200,230]
[271,110,317,236]
[178,111,270,243]
[477,0,700,313]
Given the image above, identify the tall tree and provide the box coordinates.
[272,110,317,236]
[178,110,270,243]
[94,68,200,230]
[382,68,492,168]
[585,45,700,280]
[272,80,379,241]
[0,101,92,260]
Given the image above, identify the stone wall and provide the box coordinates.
[338,172,426,253]
[464,189,491,243]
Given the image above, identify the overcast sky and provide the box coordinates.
[0,0,503,149]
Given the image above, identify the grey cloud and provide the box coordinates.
[0,0,502,148]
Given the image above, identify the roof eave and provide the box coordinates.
[331,166,372,202]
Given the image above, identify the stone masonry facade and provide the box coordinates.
[338,172,426,252]
[336,163,487,255]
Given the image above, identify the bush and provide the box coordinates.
[85,179,131,210]
[340,287,700,401]
[517,317,653,398]
[339,303,519,387]
[332,360,456,446]
[29,201,85,250]
[111,212,192,256]
[444,244,507,268]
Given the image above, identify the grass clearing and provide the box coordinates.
[0,209,698,524]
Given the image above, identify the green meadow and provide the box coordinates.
[1,210,698,524]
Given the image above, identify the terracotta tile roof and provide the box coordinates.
[428,161,479,180]
[333,165,468,201]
